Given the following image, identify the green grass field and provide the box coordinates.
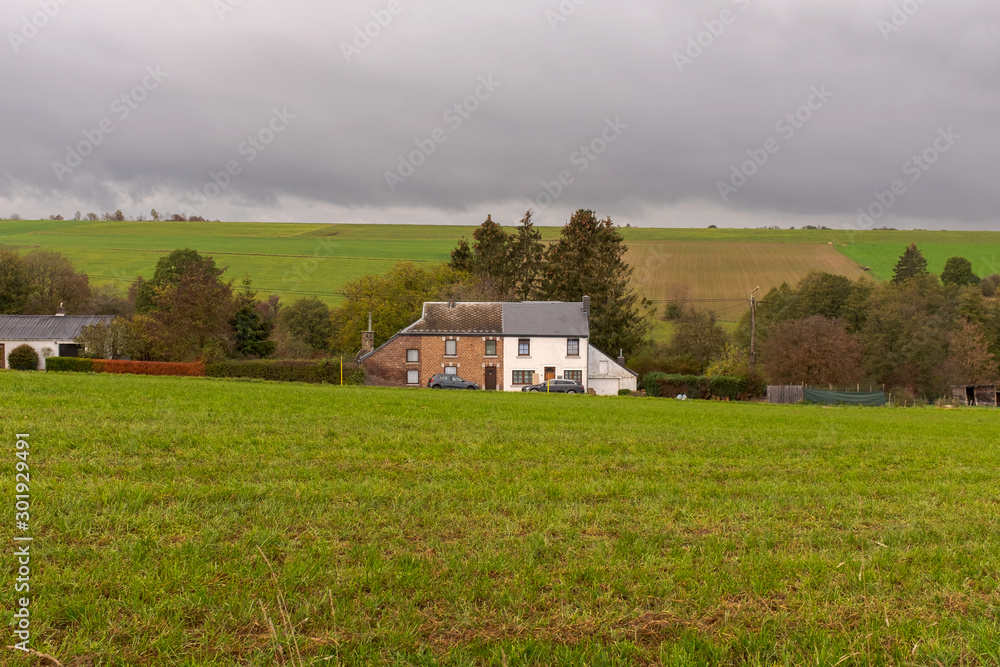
[4,220,1000,325]
[3,371,1000,666]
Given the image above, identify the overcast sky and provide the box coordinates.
[2,0,997,229]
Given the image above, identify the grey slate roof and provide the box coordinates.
[0,315,113,341]
[501,302,589,337]
[404,302,503,334]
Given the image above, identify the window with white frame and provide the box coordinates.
[407,370,419,385]
[406,349,419,363]
[445,340,457,356]
[445,366,457,375]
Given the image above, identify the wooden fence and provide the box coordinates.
[767,385,804,405]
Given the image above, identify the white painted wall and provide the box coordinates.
[1,340,62,370]
[502,336,588,392]
[587,345,638,396]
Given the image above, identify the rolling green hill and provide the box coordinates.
[3,220,998,325]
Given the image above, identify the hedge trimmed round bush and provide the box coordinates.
[7,344,39,371]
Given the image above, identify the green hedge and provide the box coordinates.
[640,373,766,401]
[642,371,668,397]
[45,357,94,372]
[205,359,365,385]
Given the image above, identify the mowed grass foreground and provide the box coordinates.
[2,374,1000,666]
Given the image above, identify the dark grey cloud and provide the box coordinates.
[1,0,998,227]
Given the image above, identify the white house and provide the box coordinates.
[360,296,639,394]
[0,312,112,370]
[588,345,638,395]
[501,299,591,391]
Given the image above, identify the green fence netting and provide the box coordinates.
[803,388,887,407]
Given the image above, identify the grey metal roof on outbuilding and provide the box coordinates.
[0,315,113,341]
[501,302,589,337]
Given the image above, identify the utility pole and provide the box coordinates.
[749,286,759,372]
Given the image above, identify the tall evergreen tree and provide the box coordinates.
[470,215,512,293]
[449,238,472,272]
[892,243,928,284]
[232,278,276,358]
[539,209,650,356]
[508,210,544,300]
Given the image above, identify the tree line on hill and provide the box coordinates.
[634,243,1000,402]
[3,210,213,222]
[4,225,998,402]
[1,209,650,365]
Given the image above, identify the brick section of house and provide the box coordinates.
[363,334,422,387]
[362,334,504,390]
[422,335,503,390]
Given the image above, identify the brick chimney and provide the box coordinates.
[359,312,374,358]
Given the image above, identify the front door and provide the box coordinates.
[485,367,496,391]
[545,367,556,381]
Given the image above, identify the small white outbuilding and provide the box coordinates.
[587,345,638,396]
[0,311,112,370]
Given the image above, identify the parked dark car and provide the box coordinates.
[427,373,480,390]
[521,379,585,394]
